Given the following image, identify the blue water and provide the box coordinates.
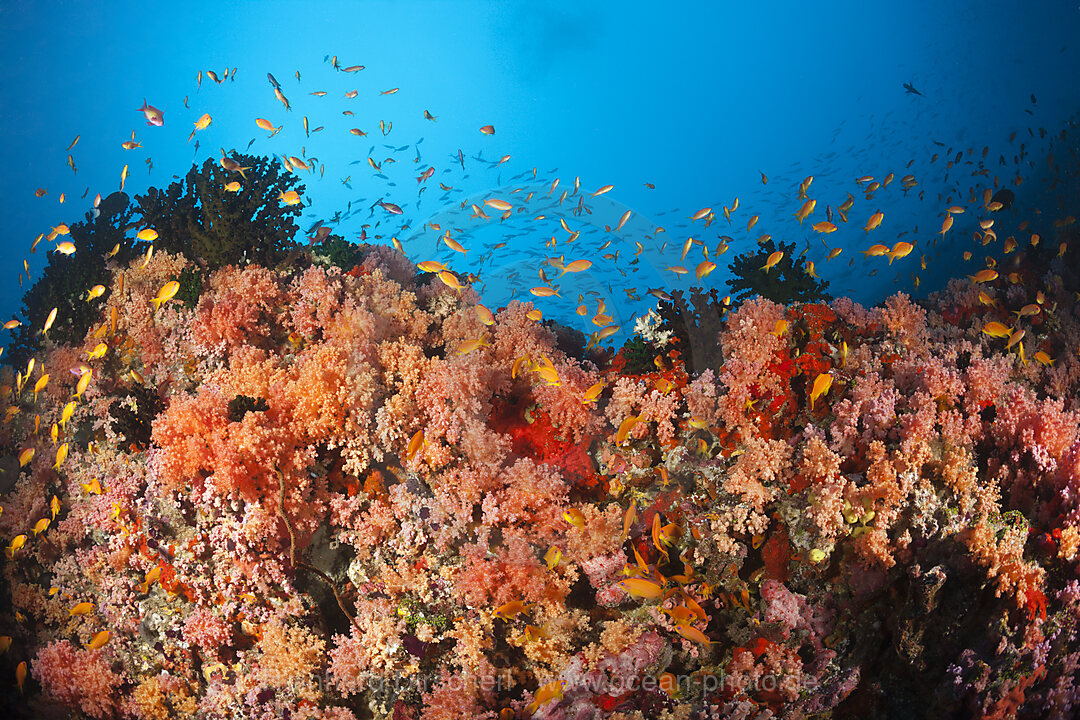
[1,0,1078,348]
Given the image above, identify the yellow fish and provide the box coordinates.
[437,271,464,291]
[405,430,425,462]
[33,373,49,400]
[152,281,181,311]
[138,565,163,594]
[616,415,641,445]
[53,443,68,469]
[75,369,93,398]
[474,304,495,325]
[5,534,27,559]
[60,400,76,427]
[981,321,1012,338]
[42,306,57,335]
[887,241,914,265]
[761,250,784,272]
[864,210,884,233]
[619,577,665,600]
[17,448,34,467]
[69,601,95,616]
[525,680,565,715]
[456,335,491,354]
[559,259,592,275]
[809,372,833,410]
[86,630,111,651]
[494,600,534,620]
[674,623,716,645]
[562,508,586,528]
[582,382,604,404]
[794,199,816,223]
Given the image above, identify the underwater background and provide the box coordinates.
[3,0,1079,333]
[1,1,1080,719]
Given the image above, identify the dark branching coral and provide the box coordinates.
[618,335,656,375]
[311,233,365,269]
[134,152,304,270]
[174,267,203,309]
[726,238,831,305]
[543,319,588,363]
[227,394,269,422]
[655,286,727,375]
[8,193,143,366]
[109,384,165,450]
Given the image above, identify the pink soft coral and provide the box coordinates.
[191,264,285,354]
[32,640,121,719]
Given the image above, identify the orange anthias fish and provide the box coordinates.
[969,268,998,284]
[887,241,914,265]
[187,113,211,142]
[674,623,716,645]
[582,382,604,404]
[696,260,717,279]
[559,259,592,276]
[939,214,955,235]
[220,155,251,179]
[809,372,833,409]
[761,250,784,272]
[494,600,534,620]
[616,415,641,444]
[151,281,181,311]
[981,321,1012,339]
[562,508,586,528]
[86,630,111,651]
[525,680,565,715]
[69,601,95,616]
[794,199,816,223]
[619,577,665,601]
[864,210,884,233]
